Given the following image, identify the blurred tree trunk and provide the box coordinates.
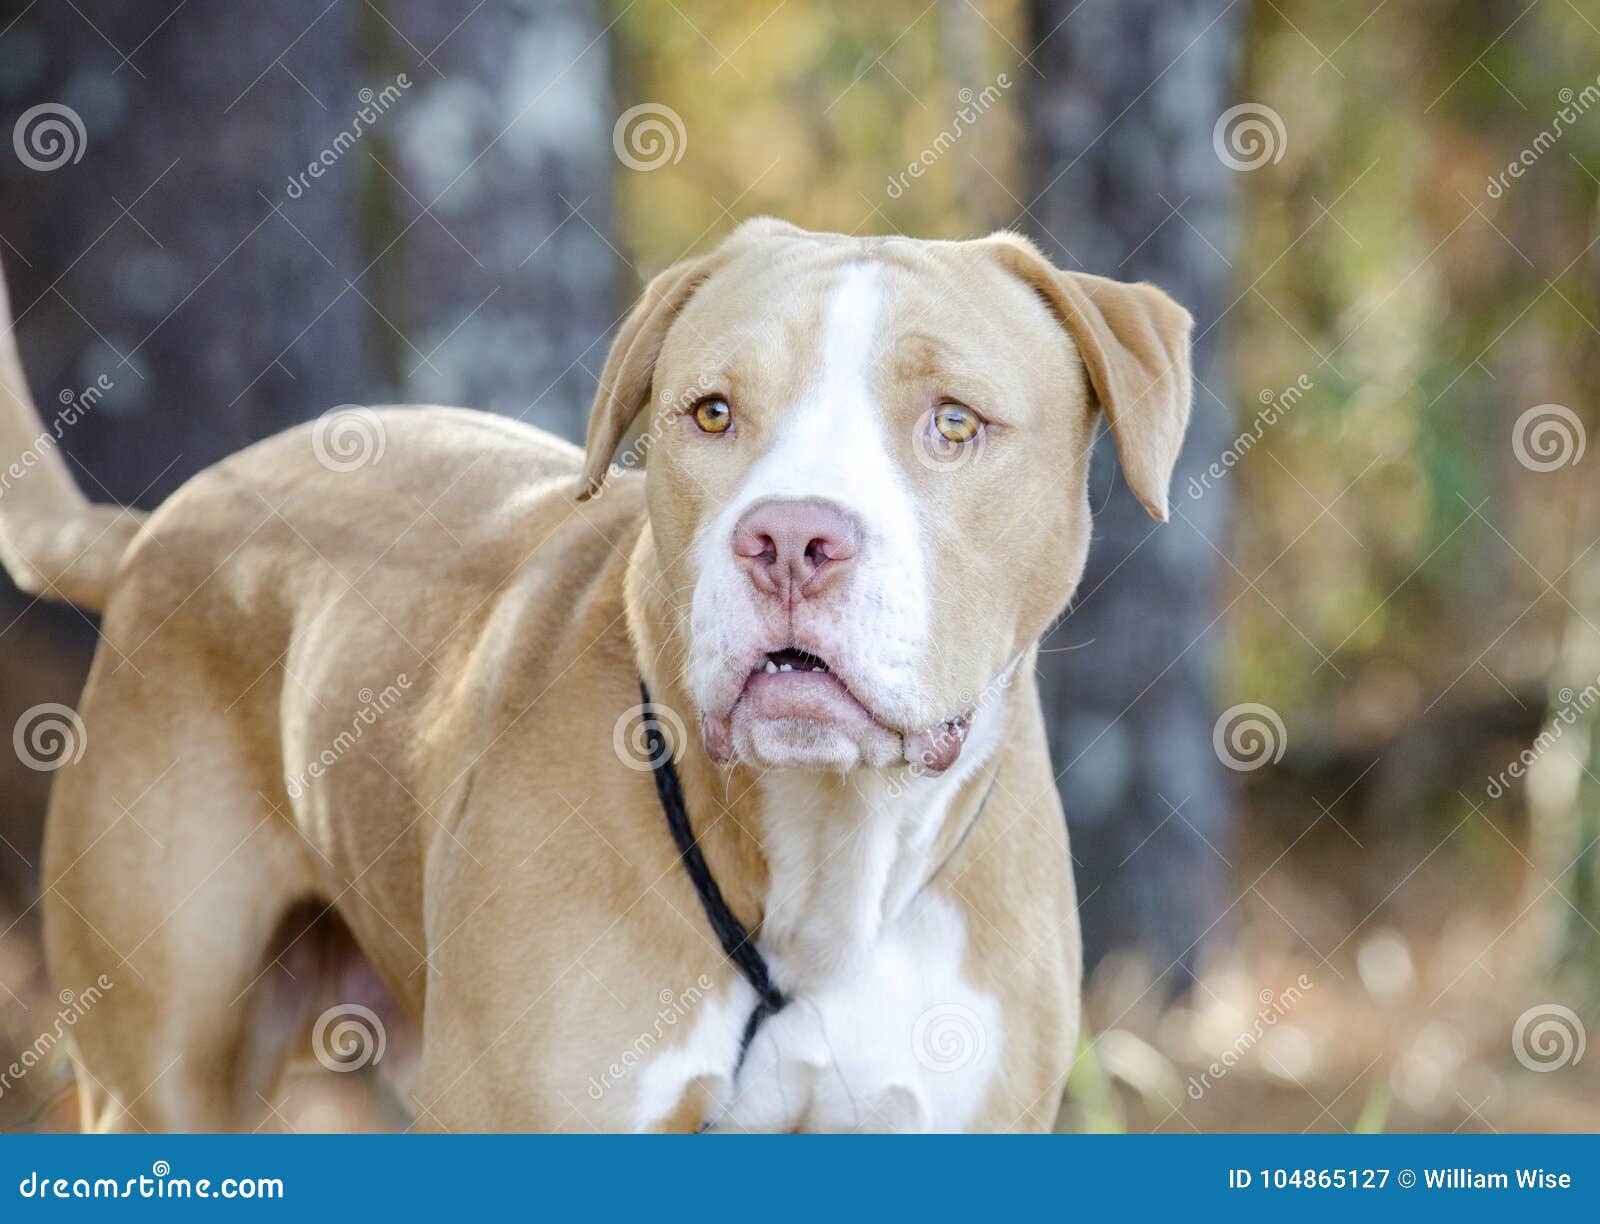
[381,0,615,439]
[0,0,377,508]
[1023,0,1240,983]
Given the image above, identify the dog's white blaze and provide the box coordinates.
[687,261,930,737]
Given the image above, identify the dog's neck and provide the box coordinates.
[624,520,1005,991]
[750,710,1003,987]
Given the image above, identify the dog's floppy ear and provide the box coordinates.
[578,254,716,500]
[987,233,1193,521]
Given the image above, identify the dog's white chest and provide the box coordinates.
[630,712,1006,1132]
[630,891,1001,1133]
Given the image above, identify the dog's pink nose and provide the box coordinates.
[733,498,859,603]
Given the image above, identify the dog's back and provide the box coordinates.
[1,264,650,1130]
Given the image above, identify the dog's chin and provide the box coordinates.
[732,716,902,771]
[711,668,905,771]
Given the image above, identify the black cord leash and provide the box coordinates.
[639,682,787,1067]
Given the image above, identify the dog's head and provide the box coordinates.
[584,219,1192,774]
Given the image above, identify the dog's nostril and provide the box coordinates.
[733,498,860,600]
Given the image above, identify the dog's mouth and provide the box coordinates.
[696,644,974,774]
[753,646,832,675]
[737,644,873,725]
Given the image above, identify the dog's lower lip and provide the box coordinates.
[730,647,876,728]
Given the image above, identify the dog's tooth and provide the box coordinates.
[811,666,824,672]
[764,660,778,674]
[779,663,793,672]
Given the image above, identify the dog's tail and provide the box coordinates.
[0,265,145,612]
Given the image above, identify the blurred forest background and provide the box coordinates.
[1,0,1598,1132]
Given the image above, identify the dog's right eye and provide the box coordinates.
[693,397,732,434]
[933,402,981,444]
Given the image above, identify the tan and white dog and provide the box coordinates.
[0,218,1191,1132]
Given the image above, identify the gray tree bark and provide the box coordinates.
[381,0,615,439]
[1024,0,1240,983]
[0,0,378,507]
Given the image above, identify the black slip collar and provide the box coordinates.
[638,682,787,1065]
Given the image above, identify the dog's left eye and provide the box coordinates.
[933,403,980,444]
[693,397,732,434]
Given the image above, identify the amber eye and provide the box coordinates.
[933,402,980,444]
[693,397,732,434]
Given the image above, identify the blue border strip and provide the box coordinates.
[0,1134,1595,1219]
